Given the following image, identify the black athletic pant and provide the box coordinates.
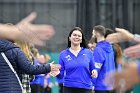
[31,84,45,93]
[44,86,51,93]
[95,89,132,93]
[94,90,114,93]
[63,86,92,93]
[59,83,64,93]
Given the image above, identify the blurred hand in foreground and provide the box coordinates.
[106,28,134,43]
[124,44,140,59]
[16,12,55,46]
[105,62,140,92]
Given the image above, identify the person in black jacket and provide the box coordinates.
[0,39,60,93]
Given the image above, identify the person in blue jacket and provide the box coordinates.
[0,39,60,93]
[57,27,96,93]
[30,54,47,93]
[92,25,115,93]
[104,28,123,72]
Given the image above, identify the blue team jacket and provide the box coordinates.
[93,41,115,90]
[57,48,94,89]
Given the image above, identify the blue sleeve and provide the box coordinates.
[89,51,95,72]
[57,53,65,79]
[16,48,51,75]
[93,47,105,72]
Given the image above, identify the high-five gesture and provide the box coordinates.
[106,28,134,43]
[16,12,55,46]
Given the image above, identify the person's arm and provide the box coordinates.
[0,24,21,40]
[133,34,140,43]
[105,62,140,91]
[124,44,140,59]
[106,28,140,44]
[57,54,65,79]
[88,51,95,72]
[16,48,60,75]
[92,47,105,78]
[106,28,134,43]
[89,51,98,78]
[0,12,55,46]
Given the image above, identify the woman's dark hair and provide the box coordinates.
[67,27,87,48]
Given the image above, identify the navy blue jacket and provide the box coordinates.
[93,41,115,90]
[0,40,51,93]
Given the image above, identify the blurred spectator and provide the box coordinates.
[88,29,97,51]
[16,41,34,93]
[44,74,53,93]
[30,54,51,93]
[105,28,140,92]
[0,39,60,93]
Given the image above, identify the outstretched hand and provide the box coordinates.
[124,44,140,59]
[106,28,134,43]
[105,62,140,92]
[16,12,55,46]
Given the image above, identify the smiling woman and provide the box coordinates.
[68,27,87,49]
[56,27,96,93]
[69,30,82,47]
[68,27,85,56]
